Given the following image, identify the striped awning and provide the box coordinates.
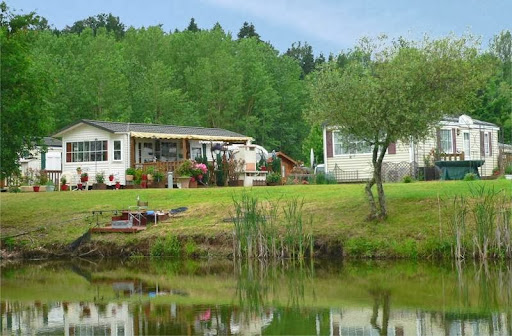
[130,131,252,143]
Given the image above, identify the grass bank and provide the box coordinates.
[1,180,510,259]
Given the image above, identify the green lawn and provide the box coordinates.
[1,179,511,257]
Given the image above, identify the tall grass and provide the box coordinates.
[232,193,313,260]
[449,186,512,260]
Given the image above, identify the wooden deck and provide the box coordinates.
[90,226,146,233]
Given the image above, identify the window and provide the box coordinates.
[333,132,372,155]
[113,140,122,161]
[191,147,202,159]
[440,129,453,153]
[484,133,489,156]
[66,140,107,162]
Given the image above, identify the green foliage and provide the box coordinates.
[314,173,336,185]
[302,124,324,166]
[126,168,136,175]
[463,173,478,181]
[150,235,181,257]
[95,171,105,183]
[184,239,198,257]
[0,3,52,179]
[505,164,512,175]
[402,175,413,183]
[307,34,494,220]
[270,157,281,174]
[1,237,16,251]
[266,172,282,184]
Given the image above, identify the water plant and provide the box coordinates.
[448,186,511,259]
[232,193,313,260]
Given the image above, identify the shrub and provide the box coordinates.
[315,173,336,184]
[402,175,413,183]
[505,164,512,175]
[95,172,105,183]
[150,235,181,257]
[266,172,281,184]
[126,167,136,175]
[463,172,477,181]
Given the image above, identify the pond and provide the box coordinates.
[1,259,511,335]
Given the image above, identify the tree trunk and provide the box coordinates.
[375,143,388,220]
[365,177,378,220]
[366,144,380,220]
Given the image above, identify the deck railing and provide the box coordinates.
[134,161,185,172]
[439,152,465,161]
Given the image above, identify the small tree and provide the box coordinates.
[308,34,492,220]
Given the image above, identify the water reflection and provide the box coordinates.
[1,259,511,335]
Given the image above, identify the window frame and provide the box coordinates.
[440,129,453,154]
[484,133,490,156]
[113,140,122,161]
[66,140,108,163]
[333,132,372,156]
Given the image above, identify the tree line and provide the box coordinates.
[1,2,510,179]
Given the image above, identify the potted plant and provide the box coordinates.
[126,168,136,182]
[95,172,106,190]
[32,176,41,192]
[151,170,165,188]
[38,172,48,191]
[60,176,68,191]
[505,164,512,180]
[146,166,155,181]
[46,179,55,192]
[80,172,88,183]
[76,167,82,175]
[109,173,115,182]
[176,160,195,188]
[115,180,121,189]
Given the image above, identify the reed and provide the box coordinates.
[232,193,314,260]
[449,186,512,260]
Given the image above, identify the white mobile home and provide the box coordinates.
[323,115,500,181]
[53,120,252,186]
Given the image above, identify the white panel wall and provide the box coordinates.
[326,124,499,178]
[325,137,412,180]
[61,124,130,185]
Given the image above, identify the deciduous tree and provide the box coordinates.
[308,35,492,220]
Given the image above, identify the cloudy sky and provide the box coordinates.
[13,0,511,55]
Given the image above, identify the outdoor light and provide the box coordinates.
[212,143,222,155]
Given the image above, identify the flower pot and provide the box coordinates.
[46,185,55,192]
[147,174,153,181]
[33,185,40,192]
[94,183,107,190]
[178,177,190,189]
[142,174,148,181]
[126,174,134,182]
[189,180,197,188]
[81,176,88,182]
[109,175,114,182]
[141,181,147,188]
[77,183,83,190]
[61,184,68,191]
[115,182,121,189]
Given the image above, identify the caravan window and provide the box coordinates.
[440,129,453,153]
[333,132,372,155]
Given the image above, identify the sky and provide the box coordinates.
[12,0,512,55]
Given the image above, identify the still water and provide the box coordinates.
[1,259,511,335]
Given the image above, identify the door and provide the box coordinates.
[463,132,470,160]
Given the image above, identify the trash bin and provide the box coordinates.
[167,172,174,189]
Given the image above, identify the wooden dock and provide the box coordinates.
[91,226,146,233]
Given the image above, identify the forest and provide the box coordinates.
[1,2,511,178]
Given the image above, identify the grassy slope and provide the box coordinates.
[1,180,511,256]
